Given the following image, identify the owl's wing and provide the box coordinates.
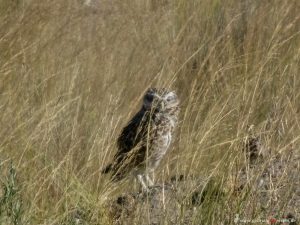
[116,110,148,158]
[109,110,151,178]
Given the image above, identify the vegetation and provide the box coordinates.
[0,0,299,224]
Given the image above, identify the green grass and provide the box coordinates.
[0,163,23,225]
[0,0,299,224]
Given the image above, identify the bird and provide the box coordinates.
[102,88,180,190]
[243,125,265,165]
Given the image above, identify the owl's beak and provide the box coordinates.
[161,101,165,111]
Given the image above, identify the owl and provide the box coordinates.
[102,88,180,190]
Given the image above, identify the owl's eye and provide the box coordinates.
[166,96,174,102]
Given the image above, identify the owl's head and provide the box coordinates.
[143,88,179,112]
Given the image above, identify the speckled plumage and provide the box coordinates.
[102,88,179,188]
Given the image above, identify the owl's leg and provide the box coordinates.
[137,174,148,190]
[145,174,154,186]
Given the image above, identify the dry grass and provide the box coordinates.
[0,0,300,224]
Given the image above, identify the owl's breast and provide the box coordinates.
[160,131,172,148]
